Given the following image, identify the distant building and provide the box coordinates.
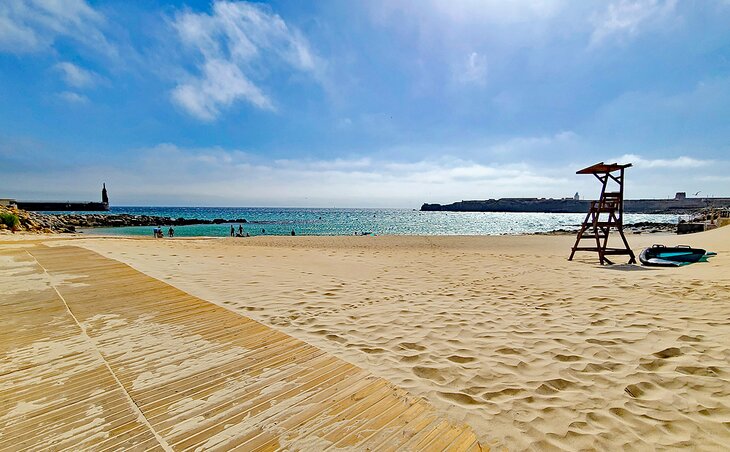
[675,192,686,200]
[102,183,109,204]
[574,192,580,200]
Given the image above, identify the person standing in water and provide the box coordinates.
[238,224,243,236]
[230,225,235,237]
[291,229,296,236]
[168,226,174,237]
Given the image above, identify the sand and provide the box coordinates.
[28,227,730,450]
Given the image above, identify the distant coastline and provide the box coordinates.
[421,193,730,214]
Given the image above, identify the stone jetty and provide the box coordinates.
[55,213,248,228]
[0,206,247,234]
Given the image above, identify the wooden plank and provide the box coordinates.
[0,248,161,451]
[0,243,484,451]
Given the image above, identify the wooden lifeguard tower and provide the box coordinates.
[569,162,636,265]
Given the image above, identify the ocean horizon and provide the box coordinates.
[81,206,681,237]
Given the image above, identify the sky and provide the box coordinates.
[1,0,729,207]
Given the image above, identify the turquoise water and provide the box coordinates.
[82,207,679,237]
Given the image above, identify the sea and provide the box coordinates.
[83,206,682,237]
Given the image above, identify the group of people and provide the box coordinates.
[229,225,288,236]
[229,225,296,236]
[153,224,297,238]
[230,224,249,237]
[153,226,174,238]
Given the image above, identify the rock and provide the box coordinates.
[677,223,705,235]
[2,209,263,232]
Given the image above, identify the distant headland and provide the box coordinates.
[421,192,730,214]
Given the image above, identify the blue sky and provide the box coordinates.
[1,0,729,207]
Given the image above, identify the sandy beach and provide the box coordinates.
[15,226,715,450]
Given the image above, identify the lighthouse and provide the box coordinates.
[102,183,109,205]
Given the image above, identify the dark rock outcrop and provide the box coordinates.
[47,214,248,229]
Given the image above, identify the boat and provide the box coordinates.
[639,245,716,267]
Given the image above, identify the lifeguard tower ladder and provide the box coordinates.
[569,162,636,265]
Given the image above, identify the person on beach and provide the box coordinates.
[230,225,235,237]
[238,224,243,236]
[291,229,296,236]
[168,226,174,237]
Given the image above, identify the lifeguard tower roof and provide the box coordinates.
[576,162,632,174]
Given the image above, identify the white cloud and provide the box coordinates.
[54,62,98,88]
[274,157,373,171]
[487,130,578,156]
[57,91,89,104]
[4,137,728,206]
[590,0,677,47]
[588,77,730,149]
[370,0,566,26]
[170,1,322,121]
[612,154,711,168]
[0,0,111,55]
[172,59,273,121]
[454,52,487,86]
[118,144,579,206]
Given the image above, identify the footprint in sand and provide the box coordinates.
[325,334,347,344]
[638,358,669,371]
[623,382,654,399]
[588,296,613,302]
[398,342,427,351]
[482,387,524,401]
[653,347,682,358]
[678,334,702,342]
[447,355,477,364]
[554,354,582,362]
[495,346,523,355]
[535,378,577,395]
[437,391,480,406]
[412,366,447,384]
[400,354,422,363]
[586,338,617,346]
[676,366,721,377]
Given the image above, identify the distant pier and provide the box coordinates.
[11,183,110,212]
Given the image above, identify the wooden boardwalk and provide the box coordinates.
[0,243,483,451]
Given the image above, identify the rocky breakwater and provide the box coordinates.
[538,221,677,236]
[48,213,249,229]
[0,206,76,234]
[0,208,252,235]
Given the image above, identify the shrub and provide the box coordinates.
[0,212,19,230]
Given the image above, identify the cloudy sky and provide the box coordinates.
[1,0,729,207]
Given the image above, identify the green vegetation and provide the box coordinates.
[0,212,19,229]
